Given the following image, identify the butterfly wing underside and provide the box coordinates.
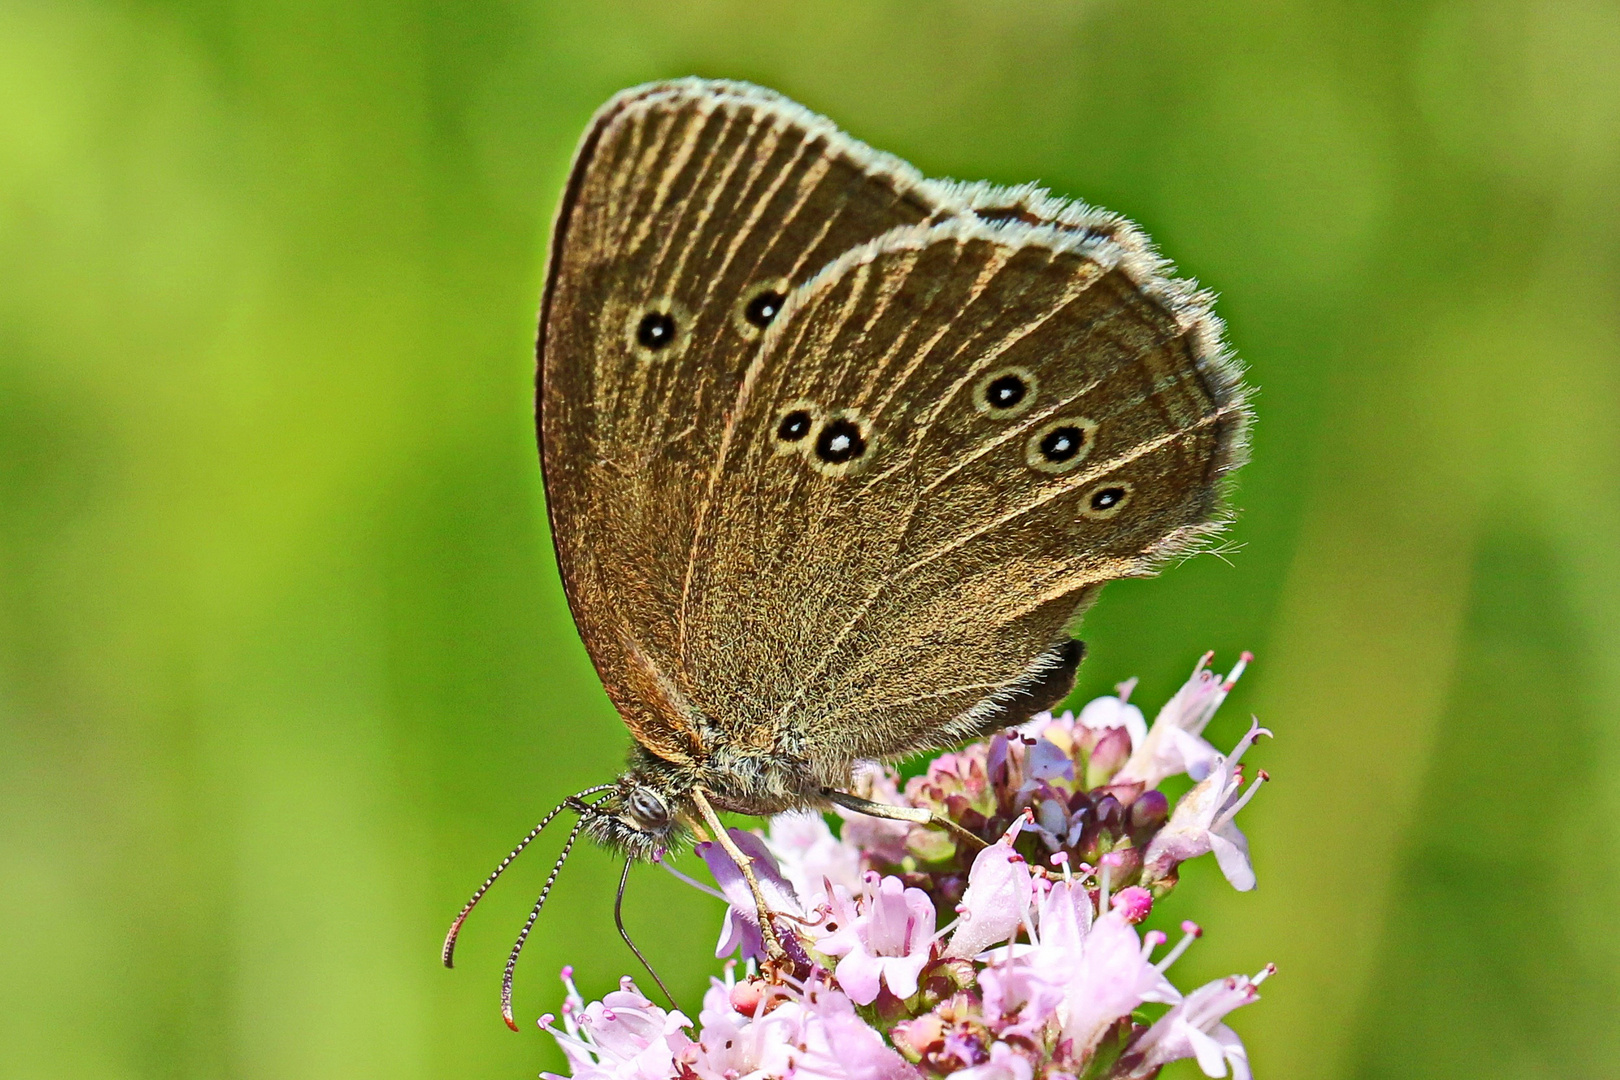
[677,221,1247,763]
[539,78,1248,776]
[538,81,956,762]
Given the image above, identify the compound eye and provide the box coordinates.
[624,787,670,831]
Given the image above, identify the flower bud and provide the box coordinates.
[1093,792,1125,837]
[730,978,766,1017]
[1099,846,1142,889]
[891,1014,945,1060]
[1128,789,1170,838]
[1075,723,1103,759]
[1085,727,1132,788]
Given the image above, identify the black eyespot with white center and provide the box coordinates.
[985,374,1026,410]
[1081,481,1133,519]
[776,410,812,443]
[1026,417,1097,473]
[1091,487,1126,511]
[815,418,867,464]
[636,311,676,350]
[744,290,785,329]
[1040,426,1083,463]
[734,280,791,340]
[974,366,1038,419]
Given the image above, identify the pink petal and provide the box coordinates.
[879,951,930,1000]
[947,842,1033,958]
[1210,822,1256,892]
[835,947,885,1006]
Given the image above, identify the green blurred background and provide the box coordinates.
[5,0,1620,1077]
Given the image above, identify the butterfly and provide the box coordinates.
[444,78,1249,1027]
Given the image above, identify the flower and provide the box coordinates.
[536,650,1275,1080]
[1142,720,1271,892]
[687,973,785,1079]
[1034,877,1092,953]
[1053,911,1181,1060]
[977,945,1066,1041]
[1116,652,1250,788]
[1076,683,1148,750]
[782,981,923,1080]
[764,810,865,898]
[819,872,938,1004]
[1022,738,1075,785]
[540,971,692,1080]
[945,1041,1034,1080]
[696,828,805,962]
[1122,966,1273,1079]
[945,819,1035,959]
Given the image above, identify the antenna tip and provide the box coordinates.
[442,915,467,968]
[503,1008,521,1032]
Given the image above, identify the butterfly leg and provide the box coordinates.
[689,787,790,962]
[822,789,989,851]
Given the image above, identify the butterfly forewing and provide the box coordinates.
[539,80,972,760]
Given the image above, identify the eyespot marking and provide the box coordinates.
[988,375,1025,410]
[974,366,1038,419]
[1082,482,1134,519]
[1041,427,1082,460]
[777,410,812,443]
[637,311,676,350]
[733,278,791,340]
[815,418,866,464]
[745,290,785,328]
[1026,417,1097,473]
[624,299,691,359]
[771,401,822,456]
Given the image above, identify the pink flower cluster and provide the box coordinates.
[542,653,1274,1080]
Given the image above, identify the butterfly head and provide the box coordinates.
[578,765,693,861]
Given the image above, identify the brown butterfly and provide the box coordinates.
[443,79,1249,1027]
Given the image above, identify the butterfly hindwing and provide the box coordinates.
[678,219,1247,763]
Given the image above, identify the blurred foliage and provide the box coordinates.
[4,1,1620,1077]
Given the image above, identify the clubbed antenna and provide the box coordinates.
[501,812,591,1030]
[442,784,613,969]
